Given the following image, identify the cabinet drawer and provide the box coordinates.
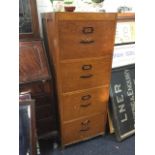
[58,21,116,60]
[63,114,106,145]
[60,57,112,93]
[62,86,109,121]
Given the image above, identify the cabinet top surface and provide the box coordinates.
[42,12,134,21]
[42,12,117,21]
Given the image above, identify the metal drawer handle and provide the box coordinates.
[80,39,95,44]
[82,27,94,34]
[80,74,93,78]
[81,95,91,101]
[80,120,90,131]
[81,120,90,125]
[82,64,92,70]
[80,126,90,132]
[80,102,91,107]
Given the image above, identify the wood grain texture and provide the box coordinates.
[117,13,135,22]
[63,114,105,145]
[19,40,50,84]
[56,12,117,21]
[62,86,109,122]
[42,12,117,147]
[60,57,112,92]
[59,21,116,60]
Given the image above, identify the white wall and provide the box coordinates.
[104,0,135,12]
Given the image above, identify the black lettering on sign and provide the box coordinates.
[109,64,135,141]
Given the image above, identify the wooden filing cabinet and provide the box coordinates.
[42,12,117,147]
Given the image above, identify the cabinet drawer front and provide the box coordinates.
[58,21,116,60]
[63,114,106,145]
[60,58,112,93]
[62,87,109,121]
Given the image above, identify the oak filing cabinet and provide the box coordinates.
[42,12,117,147]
